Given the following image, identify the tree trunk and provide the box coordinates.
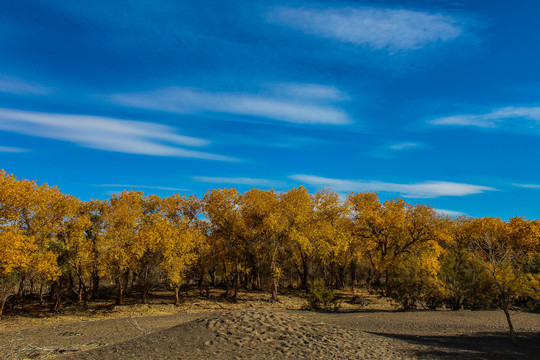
[91,272,100,299]
[78,277,83,304]
[384,269,391,297]
[503,307,517,346]
[242,272,248,290]
[123,270,130,297]
[233,262,239,300]
[116,277,124,305]
[270,258,279,302]
[16,275,25,304]
[224,276,230,297]
[141,268,149,304]
[39,283,44,305]
[142,284,148,304]
[329,262,337,289]
[350,261,357,295]
[256,271,261,290]
[198,278,205,296]
[301,253,309,291]
[51,280,62,313]
[338,265,346,289]
[209,268,216,287]
[174,286,180,306]
[69,272,75,296]
[222,262,229,297]
[81,282,88,309]
[271,278,278,301]
[0,297,6,317]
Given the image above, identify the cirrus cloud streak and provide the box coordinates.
[435,208,466,217]
[289,174,495,198]
[95,184,189,192]
[193,176,281,187]
[430,106,540,131]
[267,6,464,51]
[0,108,234,161]
[111,84,351,125]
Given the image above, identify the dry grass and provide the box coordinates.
[0,287,397,333]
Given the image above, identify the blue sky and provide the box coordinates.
[1,0,539,219]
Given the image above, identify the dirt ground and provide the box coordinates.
[1,291,539,359]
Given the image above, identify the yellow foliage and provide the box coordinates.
[1,168,538,309]
[0,227,35,277]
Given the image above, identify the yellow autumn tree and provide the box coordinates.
[157,194,203,305]
[311,189,351,289]
[203,188,244,297]
[349,192,447,307]
[348,193,406,292]
[81,200,106,300]
[100,190,144,305]
[130,195,166,304]
[468,217,540,344]
[0,171,60,313]
[280,186,315,290]
[438,217,494,310]
[240,189,287,301]
[54,197,93,307]
[0,171,34,316]
[0,228,35,316]
[387,203,448,309]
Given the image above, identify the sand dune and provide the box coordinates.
[2,308,539,359]
[64,310,410,359]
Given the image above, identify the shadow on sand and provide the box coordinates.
[369,331,540,360]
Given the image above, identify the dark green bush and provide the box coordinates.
[304,279,341,311]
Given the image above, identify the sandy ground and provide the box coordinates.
[1,291,539,359]
[1,308,539,359]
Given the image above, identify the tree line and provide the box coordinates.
[1,170,539,326]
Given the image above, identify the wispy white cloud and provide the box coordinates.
[513,183,540,189]
[0,145,29,153]
[366,141,424,159]
[430,106,540,130]
[270,83,347,101]
[95,184,188,192]
[193,176,280,187]
[435,208,466,217]
[389,142,421,151]
[0,108,235,161]
[111,85,351,125]
[0,75,52,95]
[267,7,463,51]
[289,174,495,198]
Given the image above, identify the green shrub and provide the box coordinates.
[304,279,341,311]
